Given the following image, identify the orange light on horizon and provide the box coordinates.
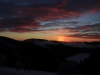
[57,36,65,41]
[57,36,71,42]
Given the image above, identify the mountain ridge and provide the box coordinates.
[0,36,100,49]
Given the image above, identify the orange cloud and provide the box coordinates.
[16,2,81,21]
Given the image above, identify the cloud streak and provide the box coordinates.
[63,23,100,39]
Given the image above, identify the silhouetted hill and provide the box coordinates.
[0,36,100,72]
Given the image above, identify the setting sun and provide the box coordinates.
[58,36,65,41]
[57,36,71,42]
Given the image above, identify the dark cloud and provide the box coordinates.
[16,7,80,21]
[0,0,100,21]
[66,0,100,13]
[0,0,100,36]
[0,0,60,6]
[9,28,44,33]
[0,0,80,20]
[0,17,41,28]
[0,1,17,18]
[0,16,42,32]
[13,0,100,21]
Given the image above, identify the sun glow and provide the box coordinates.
[57,36,65,41]
[56,36,71,42]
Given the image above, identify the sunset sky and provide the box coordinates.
[0,0,100,42]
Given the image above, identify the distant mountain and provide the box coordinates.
[0,36,100,50]
[0,36,22,49]
[0,36,100,72]
[24,38,100,49]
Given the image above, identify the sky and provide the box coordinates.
[0,0,100,42]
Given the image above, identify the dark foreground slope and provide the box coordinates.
[80,49,100,74]
[0,36,100,73]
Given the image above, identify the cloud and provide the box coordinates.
[9,28,44,33]
[64,23,100,39]
[66,0,100,13]
[0,0,100,34]
[66,34,100,39]
[16,6,80,21]
[0,16,43,32]
[0,1,17,18]
[1,0,100,21]
[15,0,100,21]
[0,17,41,28]
[42,21,78,29]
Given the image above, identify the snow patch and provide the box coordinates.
[33,40,59,49]
[62,42,100,48]
[66,53,90,63]
[33,40,48,49]
[0,67,57,75]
